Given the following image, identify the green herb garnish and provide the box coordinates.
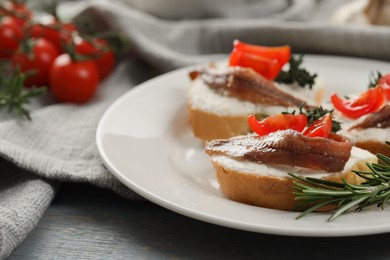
[282,104,341,133]
[0,65,46,120]
[281,103,306,116]
[305,106,341,133]
[276,55,317,89]
[368,71,382,88]
[289,153,390,222]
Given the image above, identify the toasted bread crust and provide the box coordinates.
[188,104,250,141]
[211,156,377,211]
[354,140,390,158]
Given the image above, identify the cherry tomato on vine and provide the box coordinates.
[49,53,100,103]
[74,36,115,80]
[378,73,390,100]
[331,87,385,119]
[248,114,308,136]
[0,16,23,58]
[302,113,333,138]
[0,1,32,25]
[29,20,77,52]
[11,38,60,87]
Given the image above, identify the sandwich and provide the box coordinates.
[187,40,323,141]
[205,112,377,211]
[331,72,390,157]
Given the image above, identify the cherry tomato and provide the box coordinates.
[29,21,77,52]
[378,73,390,100]
[11,38,60,87]
[302,113,333,138]
[331,87,385,119]
[248,114,308,136]
[233,40,291,67]
[0,16,23,58]
[49,53,100,103]
[0,1,32,25]
[74,36,115,80]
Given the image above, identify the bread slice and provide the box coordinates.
[187,68,325,142]
[188,104,250,141]
[208,147,377,211]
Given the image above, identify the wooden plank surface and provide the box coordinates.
[9,183,390,259]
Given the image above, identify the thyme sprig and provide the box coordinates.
[305,106,341,133]
[282,104,342,133]
[368,71,382,88]
[276,55,317,89]
[289,153,390,222]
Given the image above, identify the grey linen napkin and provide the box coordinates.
[1,0,390,257]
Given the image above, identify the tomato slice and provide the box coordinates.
[302,113,332,138]
[331,87,385,119]
[379,73,390,100]
[233,40,291,67]
[229,48,280,80]
[248,114,308,136]
[228,40,291,80]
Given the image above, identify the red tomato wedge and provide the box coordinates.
[229,40,291,80]
[379,73,390,100]
[229,49,280,80]
[331,87,386,119]
[233,40,291,67]
[302,114,333,138]
[248,114,308,136]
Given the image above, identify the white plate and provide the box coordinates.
[96,55,390,237]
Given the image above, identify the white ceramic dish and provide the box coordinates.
[96,55,390,237]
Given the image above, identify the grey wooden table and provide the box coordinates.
[7,182,390,259]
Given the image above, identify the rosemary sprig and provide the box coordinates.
[275,55,317,89]
[289,153,390,222]
[0,65,46,120]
